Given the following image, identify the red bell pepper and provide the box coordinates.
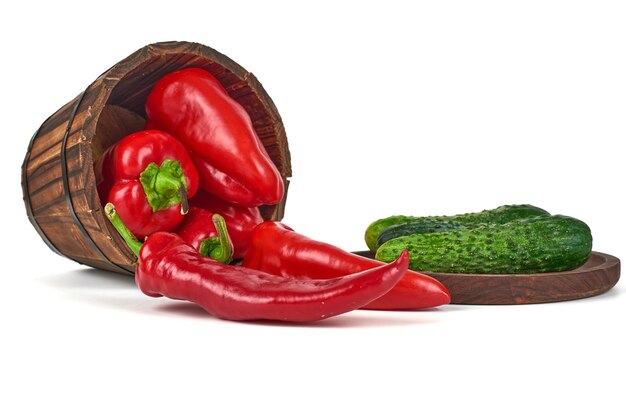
[242,221,451,310]
[175,206,234,263]
[145,68,284,207]
[95,130,199,238]
[105,203,409,322]
[188,190,263,259]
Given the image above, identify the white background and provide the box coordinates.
[1,1,624,417]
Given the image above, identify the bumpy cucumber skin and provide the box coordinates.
[367,204,550,252]
[442,204,551,224]
[375,215,592,274]
[377,219,467,248]
[365,215,415,253]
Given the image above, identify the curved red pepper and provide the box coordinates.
[105,204,409,322]
[188,190,263,259]
[242,222,451,310]
[145,68,284,207]
[95,130,199,238]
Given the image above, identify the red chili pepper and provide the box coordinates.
[145,68,284,207]
[105,203,409,322]
[188,190,263,259]
[95,130,199,238]
[242,222,451,310]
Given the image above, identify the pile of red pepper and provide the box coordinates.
[97,68,450,322]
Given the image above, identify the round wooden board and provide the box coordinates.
[354,251,620,305]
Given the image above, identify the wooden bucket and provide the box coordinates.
[21,41,292,275]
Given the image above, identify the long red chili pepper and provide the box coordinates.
[145,68,284,207]
[105,204,409,322]
[188,190,264,259]
[242,221,451,310]
[95,130,198,238]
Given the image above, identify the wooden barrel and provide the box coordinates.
[21,41,292,275]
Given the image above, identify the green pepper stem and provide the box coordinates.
[179,186,189,215]
[139,160,189,212]
[104,203,142,257]
[198,214,233,264]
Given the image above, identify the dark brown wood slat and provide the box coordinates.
[27,156,62,193]
[27,107,95,177]
[28,166,82,198]
[31,185,65,215]
[27,127,65,175]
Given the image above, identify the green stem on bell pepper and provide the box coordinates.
[140,160,189,214]
[199,214,234,264]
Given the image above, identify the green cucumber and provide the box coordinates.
[377,219,467,248]
[375,215,592,274]
[365,215,416,253]
[365,204,550,252]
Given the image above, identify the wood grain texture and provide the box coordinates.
[22,41,291,275]
[354,251,620,304]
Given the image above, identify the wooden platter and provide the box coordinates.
[355,251,620,305]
